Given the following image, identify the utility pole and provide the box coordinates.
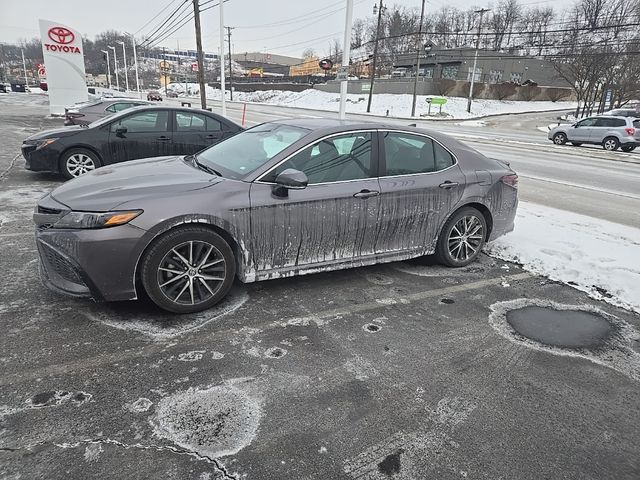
[125,33,141,98]
[467,7,489,113]
[219,0,226,115]
[21,49,28,86]
[108,45,120,91]
[162,46,168,96]
[117,40,129,91]
[338,0,354,120]
[192,0,207,109]
[226,26,234,101]
[101,49,111,89]
[410,0,426,117]
[366,0,384,113]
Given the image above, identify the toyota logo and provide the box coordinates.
[48,27,75,45]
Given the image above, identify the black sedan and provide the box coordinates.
[22,106,242,178]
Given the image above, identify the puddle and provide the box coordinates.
[440,298,455,305]
[264,347,287,359]
[363,323,382,333]
[507,306,612,348]
[489,299,640,381]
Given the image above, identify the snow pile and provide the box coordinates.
[485,202,640,313]
[168,82,576,119]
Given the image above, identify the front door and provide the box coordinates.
[376,130,465,255]
[569,117,597,142]
[172,111,225,155]
[108,109,172,164]
[248,131,381,276]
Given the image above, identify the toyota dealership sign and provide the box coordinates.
[39,19,88,115]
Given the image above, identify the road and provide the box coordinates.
[169,98,640,227]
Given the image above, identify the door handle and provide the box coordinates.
[439,181,459,189]
[353,189,380,199]
[157,136,171,141]
[206,134,220,139]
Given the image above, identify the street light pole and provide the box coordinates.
[125,33,141,98]
[21,49,28,87]
[366,0,384,113]
[108,45,120,91]
[339,0,354,120]
[467,8,489,113]
[101,49,111,89]
[117,40,129,91]
[410,0,426,117]
[219,0,226,115]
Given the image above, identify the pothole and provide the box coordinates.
[29,391,71,407]
[507,306,612,348]
[489,299,640,381]
[264,347,287,359]
[440,298,455,305]
[363,323,382,333]
[151,384,262,458]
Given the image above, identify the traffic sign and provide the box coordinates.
[426,96,447,105]
[319,58,333,71]
[336,66,349,81]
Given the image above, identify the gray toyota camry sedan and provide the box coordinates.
[34,118,518,313]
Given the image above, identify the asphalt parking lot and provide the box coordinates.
[1,94,639,480]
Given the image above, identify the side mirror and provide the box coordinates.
[115,126,128,136]
[272,168,308,197]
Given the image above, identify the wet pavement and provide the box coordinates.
[1,93,639,480]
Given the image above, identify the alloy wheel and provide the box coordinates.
[447,215,484,262]
[553,133,566,145]
[66,153,96,177]
[603,139,617,150]
[157,240,226,306]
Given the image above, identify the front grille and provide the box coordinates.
[21,144,37,157]
[39,243,84,285]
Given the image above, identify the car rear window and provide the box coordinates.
[634,120,640,128]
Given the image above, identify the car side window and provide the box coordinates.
[175,112,207,132]
[110,110,169,133]
[576,118,597,127]
[105,104,116,113]
[382,132,452,176]
[610,118,626,127]
[206,116,222,132]
[262,132,374,184]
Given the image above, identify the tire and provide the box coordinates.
[552,132,567,145]
[140,226,236,314]
[60,148,102,179]
[571,142,582,146]
[602,137,620,151]
[435,207,487,268]
[621,145,636,152]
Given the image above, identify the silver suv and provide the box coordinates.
[548,116,640,152]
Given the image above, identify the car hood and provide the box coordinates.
[50,156,222,211]
[25,126,86,142]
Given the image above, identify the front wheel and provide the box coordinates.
[61,148,101,179]
[435,207,487,267]
[602,137,620,151]
[140,226,236,313]
[621,145,636,152]
[552,132,567,145]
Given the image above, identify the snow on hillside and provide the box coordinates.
[168,82,576,120]
[485,202,640,314]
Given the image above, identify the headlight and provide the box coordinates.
[35,138,59,150]
[53,210,143,229]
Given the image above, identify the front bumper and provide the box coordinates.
[36,223,148,302]
[22,143,59,173]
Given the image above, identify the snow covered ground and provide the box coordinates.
[485,202,640,314]
[168,83,576,120]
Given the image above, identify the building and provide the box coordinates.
[289,56,337,77]
[231,52,301,77]
[394,47,569,87]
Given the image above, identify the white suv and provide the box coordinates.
[548,116,640,152]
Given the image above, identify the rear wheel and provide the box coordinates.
[621,145,636,152]
[435,207,487,267]
[602,137,620,151]
[61,148,101,179]
[552,132,567,145]
[140,226,236,313]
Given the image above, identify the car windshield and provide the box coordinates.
[195,123,309,179]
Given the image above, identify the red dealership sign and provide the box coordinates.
[44,26,80,53]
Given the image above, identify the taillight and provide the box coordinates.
[625,127,635,136]
[500,174,518,188]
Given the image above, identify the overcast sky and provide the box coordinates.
[0,0,527,58]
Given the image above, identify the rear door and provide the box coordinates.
[107,109,172,163]
[172,111,226,155]
[376,130,465,255]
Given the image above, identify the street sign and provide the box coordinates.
[426,96,447,105]
[191,62,199,72]
[361,84,371,92]
[336,65,349,81]
[319,58,333,71]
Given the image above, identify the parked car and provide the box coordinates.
[22,105,242,178]
[166,91,179,98]
[33,119,518,313]
[64,98,152,126]
[147,91,163,101]
[602,108,640,118]
[548,116,640,152]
